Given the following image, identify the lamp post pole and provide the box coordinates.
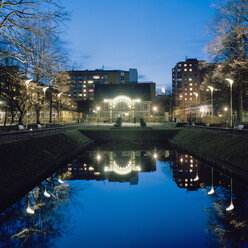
[207,86,214,116]
[193,92,198,120]
[43,87,49,126]
[25,79,32,128]
[153,106,158,123]
[226,79,233,128]
[96,106,101,126]
[57,93,62,124]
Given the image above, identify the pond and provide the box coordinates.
[1,144,248,248]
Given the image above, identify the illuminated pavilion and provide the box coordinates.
[94,83,155,122]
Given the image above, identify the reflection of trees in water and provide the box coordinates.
[0,176,79,247]
[205,185,248,248]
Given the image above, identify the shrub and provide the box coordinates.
[140,118,146,127]
[114,117,122,127]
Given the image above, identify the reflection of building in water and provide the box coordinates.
[172,151,230,191]
[60,150,156,185]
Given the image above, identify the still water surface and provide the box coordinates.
[1,145,248,248]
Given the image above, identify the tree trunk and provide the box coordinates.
[36,108,40,124]
[3,106,8,127]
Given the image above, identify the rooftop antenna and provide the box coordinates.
[185,56,188,61]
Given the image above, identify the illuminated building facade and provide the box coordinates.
[60,150,156,184]
[94,83,155,122]
[172,58,206,108]
[67,69,138,101]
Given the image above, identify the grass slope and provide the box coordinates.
[0,130,91,185]
[171,128,248,170]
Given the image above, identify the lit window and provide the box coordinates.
[189,69,192,72]
[190,83,193,86]
[189,88,192,91]
[185,93,187,96]
[184,64,187,67]
[83,81,86,84]
[178,64,181,67]
[83,89,86,92]
[93,75,100,79]
[83,94,86,96]
[180,95,183,98]
[185,183,188,186]
[184,69,187,72]
[190,98,192,100]
[185,98,187,100]
[88,80,94,84]
[78,94,82,96]
[189,64,192,66]
[189,78,192,81]
[185,179,188,182]
[184,88,187,91]
[190,93,192,96]
[83,85,86,88]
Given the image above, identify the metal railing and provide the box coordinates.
[185,125,248,136]
[0,124,83,143]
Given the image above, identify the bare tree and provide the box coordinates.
[206,0,248,122]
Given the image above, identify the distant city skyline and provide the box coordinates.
[60,0,216,91]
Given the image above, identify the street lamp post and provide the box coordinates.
[43,87,49,126]
[57,93,62,124]
[96,106,101,125]
[193,92,199,120]
[153,106,158,123]
[207,86,214,116]
[25,79,32,128]
[226,78,233,128]
[224,107,228,127]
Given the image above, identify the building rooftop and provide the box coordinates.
[94,83,154,101]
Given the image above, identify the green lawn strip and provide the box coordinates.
[78,127,180,142]
[171,129,248,170]
[0,130,91,185]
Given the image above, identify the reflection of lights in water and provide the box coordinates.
[208,187,215,195]
[226,178,234,211]
[194,166,199,181]
[208,168,215,195]
[89,167,94,171]
[226,200,234,211]
[96,154,101,161]
[26,202,35,215]
[58,178,64,184]
[105,160,141,175]
[153,153,158,159]
[44,188,51,198]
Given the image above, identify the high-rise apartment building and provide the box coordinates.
[68,68,138,101]
[172,58,205,108]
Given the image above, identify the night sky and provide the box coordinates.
[60,0,216,91]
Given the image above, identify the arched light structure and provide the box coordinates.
[208,167,215,195]
[226,178,234,211]
[104,151,141,175]
[105,160,141,175]
[104,95,140,108]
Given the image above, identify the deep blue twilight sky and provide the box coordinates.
[60,0,216,91]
